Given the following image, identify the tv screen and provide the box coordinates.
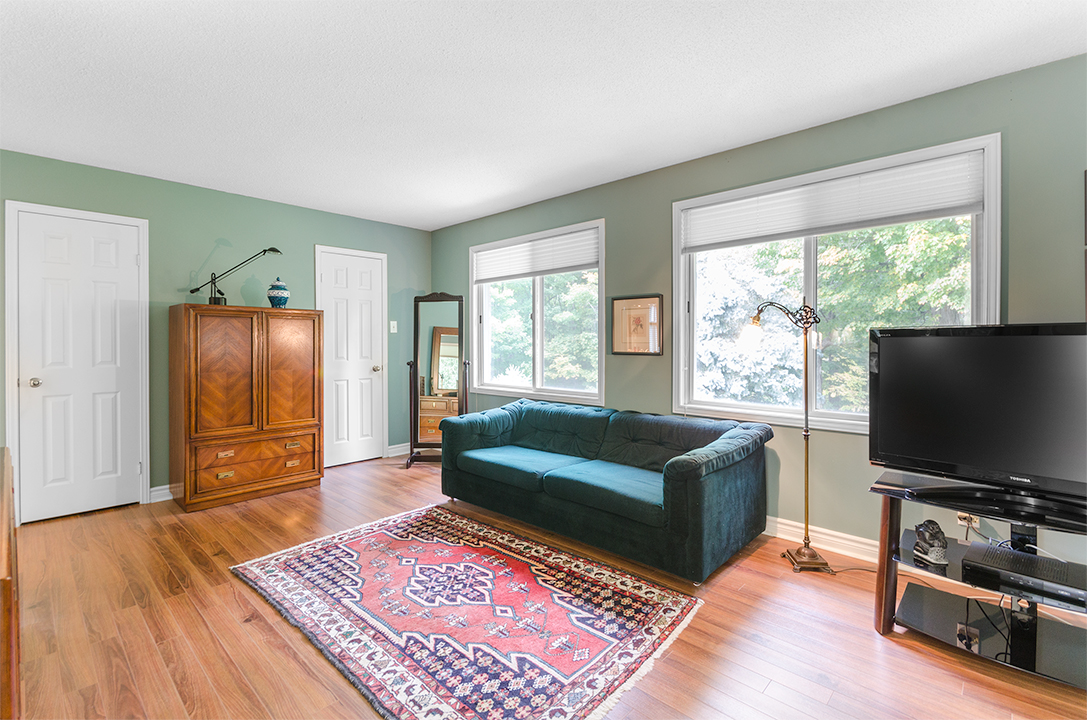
[869,323,1086,501]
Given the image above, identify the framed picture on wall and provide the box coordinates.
[611,294,663,355]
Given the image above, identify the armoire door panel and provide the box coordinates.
[265,314,321,428]
[194,312,259,435]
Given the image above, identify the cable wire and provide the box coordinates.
[1026,544,1068,562]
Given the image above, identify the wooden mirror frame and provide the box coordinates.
[430,326,460,396]
[407,292,466,468]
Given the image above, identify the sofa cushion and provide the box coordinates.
[542,460,665,528]
[510,400,616,459]
[597,411,740,471]
[457,446,590,492]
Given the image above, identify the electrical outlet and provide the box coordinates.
[955,623,980,653]
[957,512,978,527]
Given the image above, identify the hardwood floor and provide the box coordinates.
[16,458,1086,719]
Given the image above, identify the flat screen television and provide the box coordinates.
[869,323,1086,530]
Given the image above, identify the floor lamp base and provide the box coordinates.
[782,543,832,573]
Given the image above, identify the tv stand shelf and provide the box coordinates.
[872,471,1086,689]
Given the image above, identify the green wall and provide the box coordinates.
[0,151,432,488]
[431,56,1087,556]
[2,56,1083,558]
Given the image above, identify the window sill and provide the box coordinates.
[473,384,604,407]
[673,400,868,435]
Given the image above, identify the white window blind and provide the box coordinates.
[681,150,985,253]
[472,226,600,285]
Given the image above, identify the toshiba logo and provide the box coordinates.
[1008,476,1033,484]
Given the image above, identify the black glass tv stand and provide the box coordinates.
[902,482,1086,533]
[870,471,1086,689]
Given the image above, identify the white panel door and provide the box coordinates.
[318,247,386,465]
[16,209,143,523]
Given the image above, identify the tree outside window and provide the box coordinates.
[480,271,599,394]
[693,216,971,416]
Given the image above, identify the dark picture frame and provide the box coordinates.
[611,294,663,355]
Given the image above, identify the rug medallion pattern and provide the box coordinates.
[232,506,701,720]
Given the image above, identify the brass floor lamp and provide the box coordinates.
[740,300,831,573]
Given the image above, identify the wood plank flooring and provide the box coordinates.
[16,457,1087,719]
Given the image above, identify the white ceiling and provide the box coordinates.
[2,1,1085,232]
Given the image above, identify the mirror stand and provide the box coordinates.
[407,292,467,468]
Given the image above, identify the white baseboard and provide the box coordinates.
[148,485,173,504]
[764,516,977,587]
[387,443,410,457]
[765,516,880,564]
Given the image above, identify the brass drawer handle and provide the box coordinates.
[217,470,235,480]
[217,450,235,459]
[285,459,301,468]
[285,441,301,449]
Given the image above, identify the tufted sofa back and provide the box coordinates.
[509,400,616,459]
[596,411,740,472]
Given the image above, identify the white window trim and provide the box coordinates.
[672,134,1001,434]
[470,219,606,405]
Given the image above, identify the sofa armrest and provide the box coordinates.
[662,423,774,483]
[439,407,519,470]
[662,422,774,580]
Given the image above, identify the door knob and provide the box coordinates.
[372,365,382,372]
[28,377,43,388]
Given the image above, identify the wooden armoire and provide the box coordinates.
[169,304,323,512]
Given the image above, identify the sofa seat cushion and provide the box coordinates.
[542,460,665,528]
[457,446,590,492]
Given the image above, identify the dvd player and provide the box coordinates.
[961,542,1086,611]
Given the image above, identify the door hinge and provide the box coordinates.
[138,461,143,475]
[136,254,141,267]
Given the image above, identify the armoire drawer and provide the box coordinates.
[420,397,455,413]
[195,453,315,495]
[195,433,316,469]
[419,416,444,429]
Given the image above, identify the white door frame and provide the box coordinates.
[314,244,390,459]
[4,200,151,525]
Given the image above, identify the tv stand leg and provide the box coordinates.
[875,495,901,635]
[1010,600,1038,672]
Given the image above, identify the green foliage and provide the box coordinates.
[483,278,532,386]
[543,271,598,391]
[695,216,971,413]
[483,270,598,392]
[694,238,804,406]
[816,217,970,412]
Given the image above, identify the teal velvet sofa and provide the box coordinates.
[439,399,774,583]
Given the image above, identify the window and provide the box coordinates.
[471,220,605,404]
[673,135,1000,433]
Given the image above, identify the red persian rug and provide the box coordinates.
[232,506,701,720]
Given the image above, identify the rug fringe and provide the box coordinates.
[585,596,704,720]
[230,566,404,720]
